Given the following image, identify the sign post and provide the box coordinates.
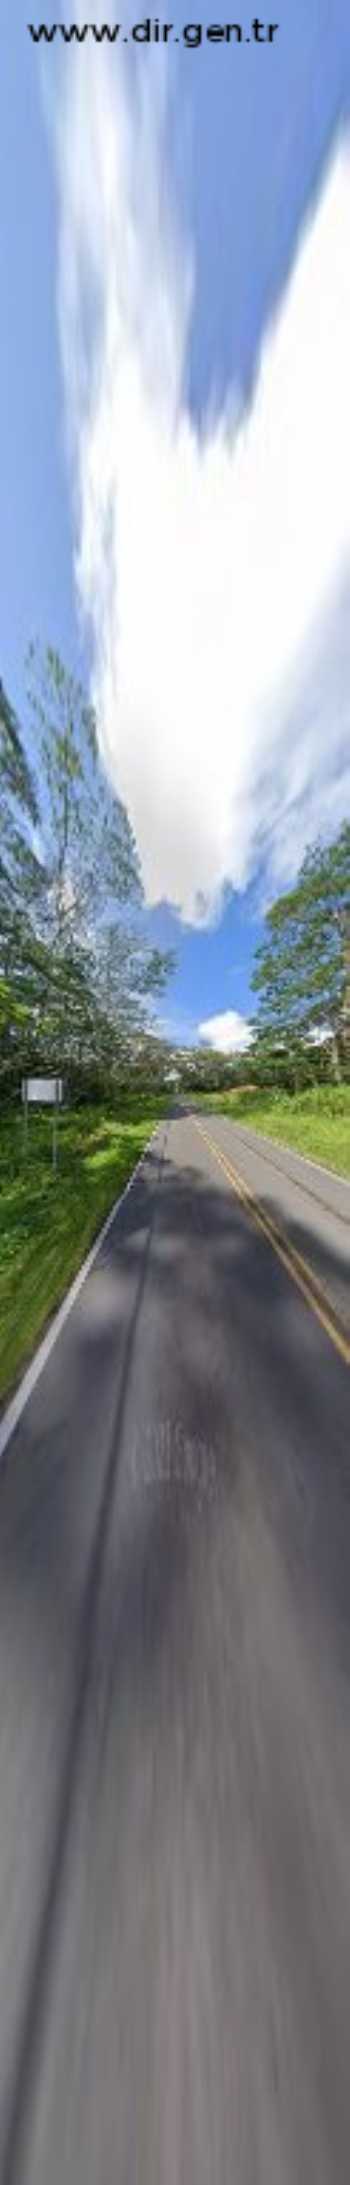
[22,1077,29,1162]
[52,1080,59,1174]
[21,1078,64,1171]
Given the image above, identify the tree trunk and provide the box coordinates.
[331,1030,342,1085]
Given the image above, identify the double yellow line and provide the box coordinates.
[194,1119,350,1369]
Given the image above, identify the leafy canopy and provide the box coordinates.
[252,826,350,1048]
[0,649,174,1095]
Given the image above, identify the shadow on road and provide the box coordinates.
[0,1132,349,2179]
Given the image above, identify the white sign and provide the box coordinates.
[22,1078,63,1106]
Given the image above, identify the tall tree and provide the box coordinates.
[0,677,43,937]
[26,644,174,1050]
[0,678,47,1085]
[252,825,350,1080]
[0,651,174,1094]
[26,643,142,947]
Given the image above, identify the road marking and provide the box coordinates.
[219,1120,350,1196]
[0,1129,164,1466]
[194,1120,350,1369]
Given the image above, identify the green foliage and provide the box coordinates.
[0,650,174,1098]
[174,829,350,1104]
[26,642,142,938]
[0,679,44,931]
[178,1046,248,1094]
[252,825,350,1075]
[0,1096,169,1401]
[193,1084,350,1178]
[0,677,38,827]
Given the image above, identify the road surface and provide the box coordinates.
[0,1108,349,2185]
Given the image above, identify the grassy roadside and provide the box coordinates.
[192,1085,350,1180]
[0,1097,168,1407]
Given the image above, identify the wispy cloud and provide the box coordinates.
[199,1010,253,1054]
[51,55,350,924]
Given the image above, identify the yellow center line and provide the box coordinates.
[193,1119,350,1369]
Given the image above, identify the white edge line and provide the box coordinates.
[0,1127,162,1466]
[204,1116,350,1192]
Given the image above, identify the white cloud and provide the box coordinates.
[52,59,350,924]
[199,1010,253,1055]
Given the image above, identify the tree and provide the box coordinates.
[0,652,174,1097]
[0,677,44,941]
[177,1046,248,1095]
[0,680,47,1089]
[252,825,350,1081]
[246,1027,331,1095]
[26,643,142,947]
[93,924,172,1040]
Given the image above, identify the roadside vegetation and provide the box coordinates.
[180,825,350,1170]
[1,651,349,1403]
[0,1096,168,1405]
[0,652,174,1107]
[192,1084,350,1179]
[0,653,174,1403]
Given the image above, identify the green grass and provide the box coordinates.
[192,1084,350,1179]
[0,1096,168,1406]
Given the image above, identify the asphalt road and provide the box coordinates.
[0,1109,349,2185]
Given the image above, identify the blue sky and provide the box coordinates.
[1,1,350,1049]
